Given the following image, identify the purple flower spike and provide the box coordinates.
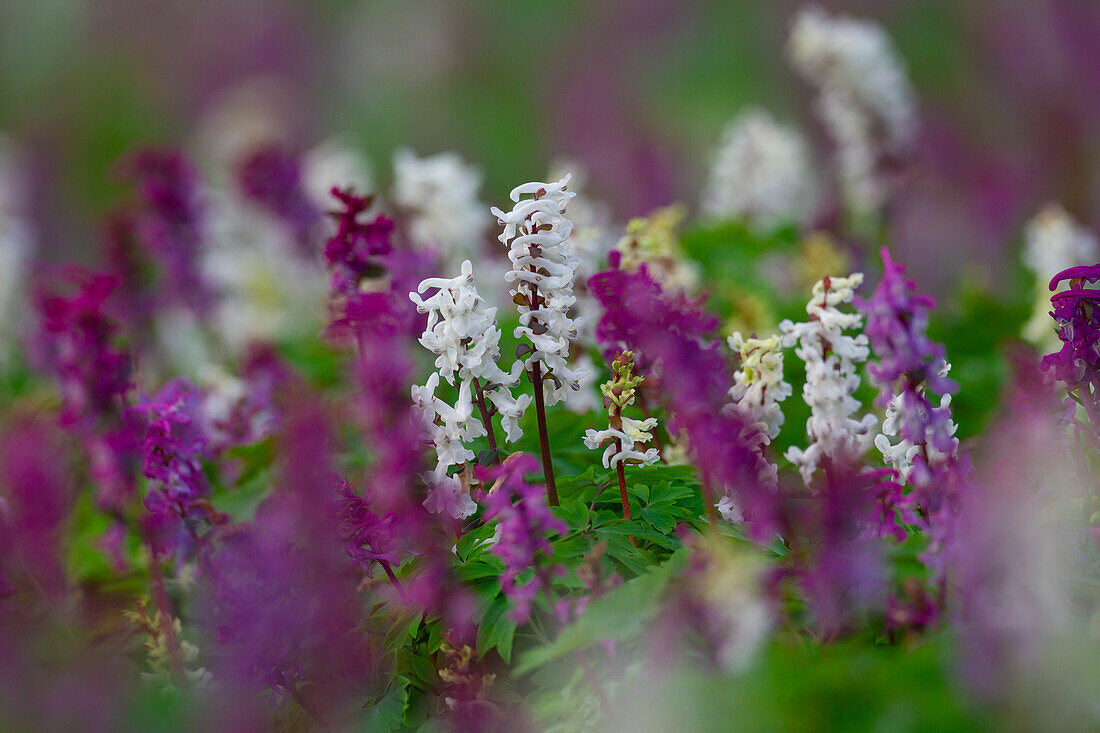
[860,248,955,400]
[122,149,212,316]
[130,378,223,558]
[1048,263,1100,291]
[860,248,963,565]
[36,270,133,427]
[478,454,567,624]
[0,418,73,604]
[1043,264,1100,389]
[337,477,401,577]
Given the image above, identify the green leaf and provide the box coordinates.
[514,548,690,674]
[476,595,517,663]
[360,678,410,732]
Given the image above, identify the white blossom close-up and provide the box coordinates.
[781,273,877,484]
[717,331,793,521]
[702,108,818,231]
[788,6,915,217]
[1021,204,1100,347]
[393,148,491,271]
[492,175,588,406]
[583,414,661,470]
[409,260,533,517]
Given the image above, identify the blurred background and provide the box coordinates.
[2,0,1099,294]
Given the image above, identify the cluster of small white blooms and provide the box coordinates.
[409,261,533,518]
[1021,204,1100,346]
[719,332,794,521]
[393,149,491,271]
[875,363,959,481]
[702,108,818,231]
[583,414,660,469]
[545,159,616,352]
[545,163,615,414]
[788,6,915,217]
[780,273,877,484]
[582,352,660,469]
[727,332,793,445]
[202,190,328,354]
[0,135,33,363]
[492,175,587,406]
[410,260,531,439]
[411,375,478,470]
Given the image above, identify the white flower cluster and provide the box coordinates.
[727,332,793,446]
[393,149,491,272]
[1021,204,1100,347]
[780,273,876,484]
[583,414,660,469]
[0,135,33,363]
[410,261,531,518]
[729,332,793,475]
[492,175,587,406]
[788,6,915,217]
[583,353,660,469]
[717,333,793,524]
[203,190,329,355]
[875,363,959,481]
[702,108,818,231]
[202,136,363,357]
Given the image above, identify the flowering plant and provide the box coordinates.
[2,5,1100,731]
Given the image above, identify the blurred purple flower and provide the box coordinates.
[0,417,73,605]
[337,476,401,578]
[1042,263,1100,391]
[948,351,1077,701]
[478,453,567,624]
[201,385,373,717]
[121,149,212,316]
[797,459,889,633]
[236,145,320,252]
[36,270,133,428]
[131,378,227,560]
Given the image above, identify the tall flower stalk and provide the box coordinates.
[780,273,877,485]
[492,175,587,506]
[720,332,792,523]
[861,249,961,561]
[584,351,660,522]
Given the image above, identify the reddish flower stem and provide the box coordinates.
[471,377,500,461]
[614,438,638,548]
[530,361,559,506]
